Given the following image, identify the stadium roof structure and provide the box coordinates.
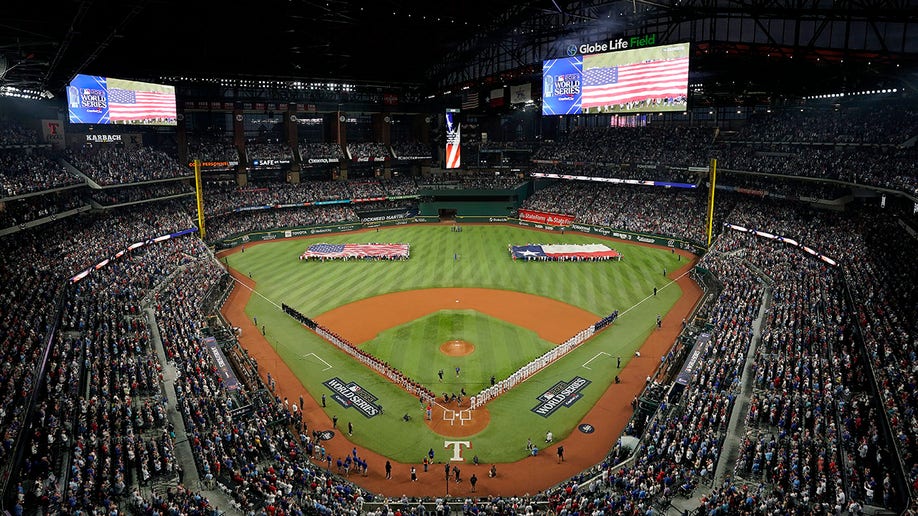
[1,0,917,101]
[0,0,534,94]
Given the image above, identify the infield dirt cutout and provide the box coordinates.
[440,339,475,356]
[218,230,701,497]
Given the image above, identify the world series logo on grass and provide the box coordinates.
[531,376,592,417]
[323,377,383,418]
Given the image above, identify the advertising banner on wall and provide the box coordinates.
[445,109,461,169]
[518,209,576,226]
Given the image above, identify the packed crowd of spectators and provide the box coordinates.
[1,102,916,515]
[66,145,190,186]
[522,182,729,243]
[390,141,432,160]
[187,134,240,163]
[44,203,194,276]
[204,205,359,242]
[532,126,715,168]
[201,180,353,217]
[716,145,918,194]
[196,178,420,223]
[91,182,194,206]
[711,201,916,513]
[419,172,524,190]
[157,250,374,515]
[530,163,700,184]
[0,194,86,228]
[718,228,854,513]
[713,173,851,200]
[0,119,42,147]
[722,104,916,145]
[299,142,345,162]
[480,141,537,151]
[347,142,391,160]
[525,105,918,193]
[1,149,83,197]
[0,206,223,515]
[244,140,294,163]
[380,176,419,197]
[545,236,764,515]
[347,180,387,199]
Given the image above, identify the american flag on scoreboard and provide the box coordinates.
[581,56,689,109]
[108,88,177,121]
[300,243,410,260]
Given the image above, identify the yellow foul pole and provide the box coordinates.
[194,159,206,239]
[706,158,717,247]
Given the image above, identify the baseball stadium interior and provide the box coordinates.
[1,1,917,515]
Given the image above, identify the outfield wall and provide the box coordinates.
[457,215,708,255]
[213,216,707,255]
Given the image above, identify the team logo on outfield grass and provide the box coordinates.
[531,376,592,418]
[323,377,383,418]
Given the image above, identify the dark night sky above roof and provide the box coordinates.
[1,0,532,92]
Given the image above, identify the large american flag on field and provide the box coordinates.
[300,243,410,259]
[581,56,689,109]
[108,88,177,122]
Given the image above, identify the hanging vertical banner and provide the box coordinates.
[445,109,461,169]
[510,83,532,104]
[489,88,505,108]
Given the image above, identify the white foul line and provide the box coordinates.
[616,270,691,319]
[229,275,283,309]
[303,352,333,371]
[582,351,611,370]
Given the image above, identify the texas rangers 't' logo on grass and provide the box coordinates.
[531,376,592,417]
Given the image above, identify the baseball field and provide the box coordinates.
[219,223,699,495]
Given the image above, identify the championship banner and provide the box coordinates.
[510,83,532,104]
[675,332,709,386]
[41,119,65,149]
[204,337,241,391]
[445,109,460,169]
[518,209,575,226]
[489,88,505,108]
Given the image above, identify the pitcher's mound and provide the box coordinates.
[440,339,474,356]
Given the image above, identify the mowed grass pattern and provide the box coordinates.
[227,224,689,462]
[228,225,684,317]
[361,310,556,394]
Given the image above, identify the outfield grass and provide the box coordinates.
[227,224,688,463]
[361,310,557,394]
